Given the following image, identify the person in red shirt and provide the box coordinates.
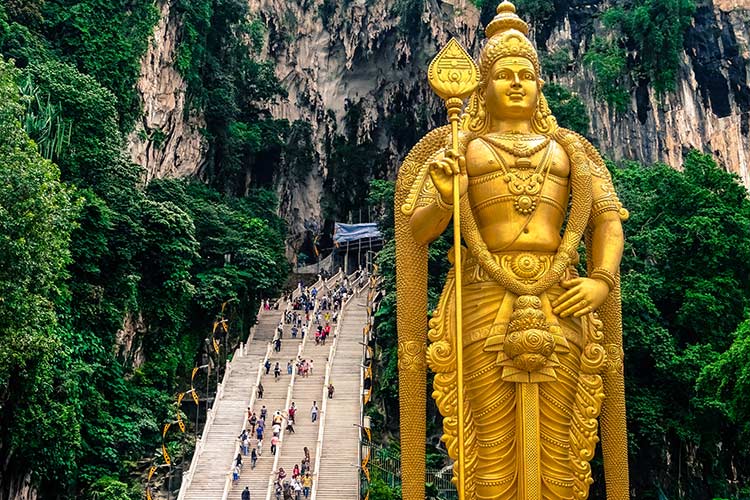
[288,402,297,423]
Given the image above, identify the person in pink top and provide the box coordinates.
[271,434,279,455]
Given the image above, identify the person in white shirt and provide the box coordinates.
[310,401,319,423]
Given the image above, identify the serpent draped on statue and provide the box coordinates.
[394,2,631,499]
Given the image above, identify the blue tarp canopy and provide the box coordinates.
[333,222,381,246]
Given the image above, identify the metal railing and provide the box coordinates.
[360,439,457,499]
[177,300,265,500]
[262,270,342,500]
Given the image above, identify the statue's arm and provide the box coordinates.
[408,169,453,246]
[554,157,626,317]
[406,132,473,246]
[588,164,626,282]
[589,211,624,274]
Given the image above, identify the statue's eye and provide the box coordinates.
[523,72,535,80]
[496,70,510,80]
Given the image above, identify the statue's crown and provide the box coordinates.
[479,1,540,78]
[486,1,529,38]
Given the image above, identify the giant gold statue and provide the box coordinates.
[394,2,630,499]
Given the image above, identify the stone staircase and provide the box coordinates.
[271,331,327,484]
[183,307,283,500]
[232,310,332,500]
[180,271,370,500]
[314,298,367,500]
[237,330,302,499]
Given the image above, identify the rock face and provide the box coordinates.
[2,472,36,500]
[248,0,480,258]
[545,0,750,185]
[115,312,147,369]
[131,0,749,256]
[127,0,207,182]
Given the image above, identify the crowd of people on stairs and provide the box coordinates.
[233,276,356,499]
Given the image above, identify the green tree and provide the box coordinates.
[0,55,80,492]
[583,37,630,112]
[544,82,589,134]
[608,151,750,498]
[602,0,695,95]
[41,0,160,129]
[173,0,288,193]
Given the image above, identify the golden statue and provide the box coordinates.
[394,2,631,499]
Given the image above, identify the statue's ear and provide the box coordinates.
[538,78,545,89]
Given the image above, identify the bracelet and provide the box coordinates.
[590,267,616,291]
[435,193,453,211]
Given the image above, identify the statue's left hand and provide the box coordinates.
[552,278,610,318]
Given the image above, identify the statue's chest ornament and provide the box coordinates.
[481,135,553,215]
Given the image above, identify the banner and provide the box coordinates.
[162,444,171,465]
[162,422,172,464]
[177,393,186,433]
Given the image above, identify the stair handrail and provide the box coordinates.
[309,271,363,500]
[177,299,264,500]
[260,270,339,500]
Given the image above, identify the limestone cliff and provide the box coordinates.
[127,0,207,182]
[546,0,750,185]
[249,0,480,257]
[250,0,750,255]
[2,472,36,500]
[129,0,750,256]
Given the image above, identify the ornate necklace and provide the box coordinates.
[481,136,553,215]
[487,135,551,159]
[491,132,547,141]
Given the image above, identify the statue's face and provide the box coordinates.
[485,56,539,121]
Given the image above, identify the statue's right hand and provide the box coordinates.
[428,149,467,205]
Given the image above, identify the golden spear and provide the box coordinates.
[427,38,479,499]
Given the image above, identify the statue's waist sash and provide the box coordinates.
[456,251,583,352]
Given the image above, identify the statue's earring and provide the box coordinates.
[468,90,487,132]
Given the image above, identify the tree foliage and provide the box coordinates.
[323,101,388,222]
[610,151,750,498]
[0,56,80,489]
[544,82,589,134]
[172,0,289,193]
[39,0,160,130]
[0,43,288,499]
[583,37,630,112]
[601,0,695,95]
[582,0,695,109]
